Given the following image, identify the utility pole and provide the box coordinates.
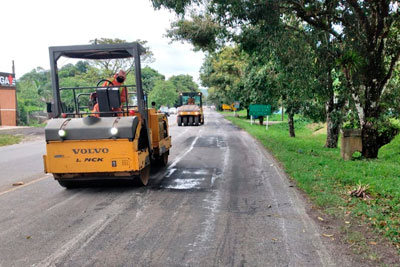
[0,91,2,126]
[12,60,18,125]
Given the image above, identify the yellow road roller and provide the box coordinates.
[177,92,204,126]
[43,43,171,187]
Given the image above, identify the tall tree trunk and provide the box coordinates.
[358,86,398,158]
[360,86,379,158]
[361,121,380,158]
[324,71,342,148]
[360,99,397,158]
[288,112,295,137]
[356,93,382,158]
[325,101,341,148]
[346,75,382,158]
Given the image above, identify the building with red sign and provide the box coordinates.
[0,72,17,126]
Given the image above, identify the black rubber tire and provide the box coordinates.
[58,180,79,189]
[177,116,182,126]
[158,153,169,167]
[183,116,188,126]
[188,116,193,126]
[194,116,199,126]
[133,165,150,186]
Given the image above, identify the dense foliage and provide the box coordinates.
[152,0,400,158]
[16,38,199,124]
[149,80,179,109]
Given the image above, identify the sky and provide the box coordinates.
[0,0,204,82]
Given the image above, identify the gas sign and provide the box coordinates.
[0,72,16,87]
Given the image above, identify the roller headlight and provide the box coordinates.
[110,127,118,136]
[58,129,66,138]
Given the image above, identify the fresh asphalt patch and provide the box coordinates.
[157,168,221,190]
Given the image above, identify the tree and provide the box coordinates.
[166,13,227,52]
[16,67,50,125]
[206,87,220,107]
[88,38,155,77]
[199,47,249,111]
[381,65,400,117]
[168,13,313,136]
[17,67,51,108]
[152,0,400,158]
[242,61,280,120]
[274,28,316,137]
[285,0,400,157]
[152,2,314,137]
[17,62,101,118]
[238,13,348,145]
[141,66,165,94]
[168,74,199,93]
[149,80,179,108]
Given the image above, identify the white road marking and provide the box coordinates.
[165,168,177,178]
[36,216,114,267]
[192,126,227,248]
[174,127,190,139]
[36,193,140,267]
[0,175,50,197]
[46,193,81,212]
[168,134,200,169]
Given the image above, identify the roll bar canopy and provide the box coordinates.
[48,42,146,118]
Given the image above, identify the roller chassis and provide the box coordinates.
[43,43,171,187]
[177,92,204,126]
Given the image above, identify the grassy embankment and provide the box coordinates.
[222,111,400,249]
[0,134,22,147]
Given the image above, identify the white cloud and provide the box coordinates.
[0,0,203,82]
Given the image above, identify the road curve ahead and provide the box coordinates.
[0,110,348,266]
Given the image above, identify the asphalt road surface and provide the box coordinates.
[0,110,351,266]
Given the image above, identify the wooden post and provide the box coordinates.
[341,129,362,160]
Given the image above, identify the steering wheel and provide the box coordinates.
[96,79,114,88]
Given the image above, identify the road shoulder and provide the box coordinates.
[223,114,400,266]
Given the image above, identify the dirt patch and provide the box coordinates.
[305,123,327,135]
[306,122,325,132]
[312,125,327,135]
[0,127,44,143]
[296,188,400,266]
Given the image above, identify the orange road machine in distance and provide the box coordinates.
[177,92,204,126]
[43,43,171,188]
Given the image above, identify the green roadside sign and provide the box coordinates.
[249,104,272,117]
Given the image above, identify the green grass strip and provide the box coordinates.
[0,134,23,147]
[224,115,400,246]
